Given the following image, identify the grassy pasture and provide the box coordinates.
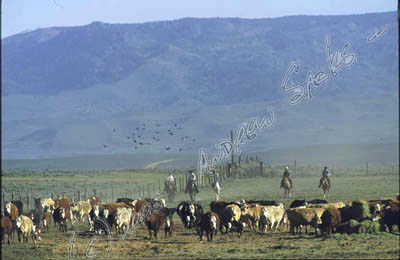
[1,168,399,259]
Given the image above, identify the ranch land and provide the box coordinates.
[1,163,399,259]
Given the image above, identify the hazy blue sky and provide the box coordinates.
[2,0,397,38]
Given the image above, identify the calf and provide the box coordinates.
[320,207,342,236]
[43,211,53,232]
[1,215,13,245]
[145,210,166,240]
[16,215,38,243]
[53,207,68,232]
[196,211,220,242]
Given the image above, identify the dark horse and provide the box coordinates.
[281,176,292,198]
[320,177,330,199]
[186,181,198,201]
[164,181,176,202]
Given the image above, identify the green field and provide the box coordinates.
[1,165,399,259]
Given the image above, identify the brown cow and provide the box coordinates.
[320,207,342,236]
[145,210,166,240]
[1,215,13,245]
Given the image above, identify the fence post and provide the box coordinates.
[105,192,108,203]
[26,194,29,211]
[51,193,54,200]
[366,161,369,175]
[260,161,263,177]
[84,187,87,200]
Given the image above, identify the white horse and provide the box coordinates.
[213,181,221,201]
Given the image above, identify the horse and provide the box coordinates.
[281,176,292,198]
[213,181,221,201]
[321,177,330,199]
[164,181,176,202]
[186,181,197,201]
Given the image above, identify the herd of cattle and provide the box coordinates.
[1,194,399,245]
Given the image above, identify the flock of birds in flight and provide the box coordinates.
[103,122,197,152]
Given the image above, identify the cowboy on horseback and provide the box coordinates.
[280,166,293,188]
[319,166,331,188]
[166,173,174,185]
[185,170,199,193]
[164,172,176,192]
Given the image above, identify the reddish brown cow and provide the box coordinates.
[196,211,220,242]
[145,210,166,240]
[320,208,342,236]
[1,215,13,245]
[54,197,71,209]
[43,212,53,232]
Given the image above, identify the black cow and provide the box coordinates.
[246,200,279,206]
[116,198,135,205]
[176,202,203,228]
[53,208,67,232]
[289,199,308,208]
[308,199,328,205]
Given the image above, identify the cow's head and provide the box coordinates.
[210,216,217,230]
[5,202,11,215]
[103,209,109,219]
[189,204,195,216]
[60,208,66,219]
[94,205,100,218]
[16,216,22,228]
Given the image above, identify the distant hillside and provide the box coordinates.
[2,143,397,171]
[1,12,398,160]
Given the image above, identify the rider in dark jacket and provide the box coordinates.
[319,166,331,188]
[281,166,293,188]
